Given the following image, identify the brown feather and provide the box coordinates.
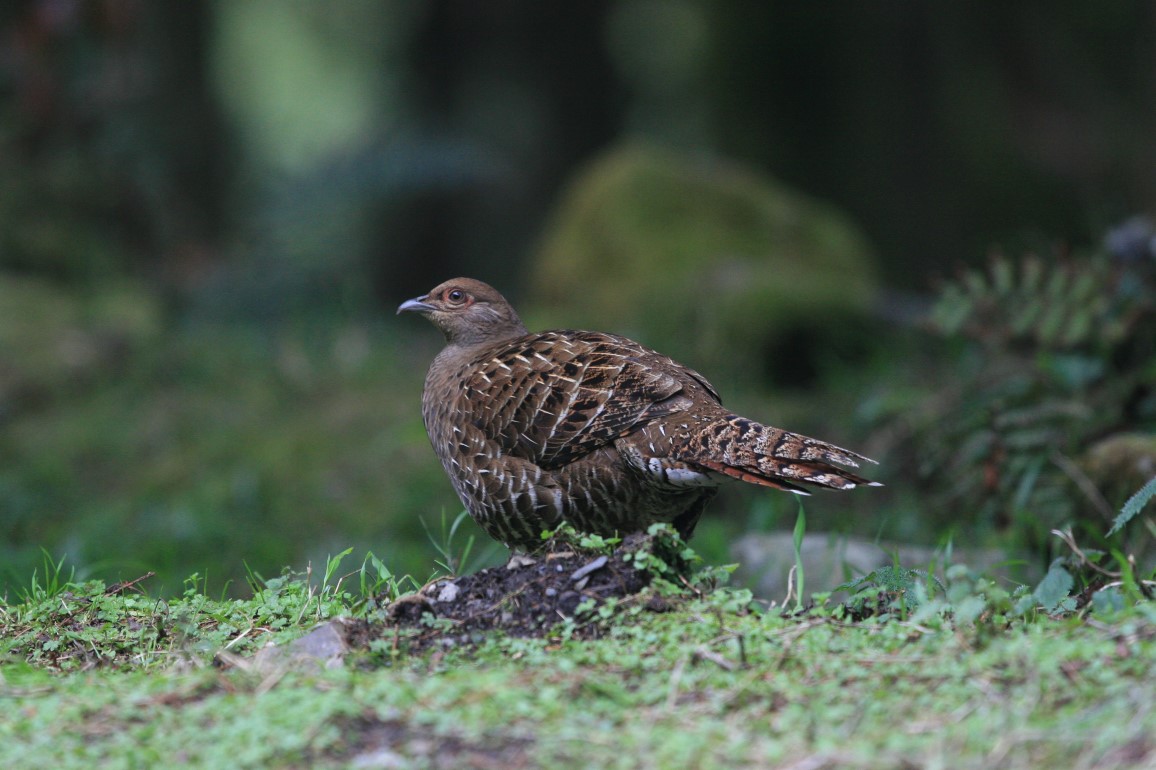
[399,277,881,549]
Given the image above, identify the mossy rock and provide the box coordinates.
[529,144,879,389]
[1082,433,1156,507]
[1081,433,1156,567]
[0,273,161,413]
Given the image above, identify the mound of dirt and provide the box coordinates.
[353,532,679,656]
[221,531,693,672]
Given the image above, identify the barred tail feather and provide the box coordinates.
[687,414,882,493]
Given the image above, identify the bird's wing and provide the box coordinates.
[460,331,719,469]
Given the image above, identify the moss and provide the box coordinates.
[530,144,880,390]
[1083,433,1156,496]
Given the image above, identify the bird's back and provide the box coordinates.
[421,329,725,546]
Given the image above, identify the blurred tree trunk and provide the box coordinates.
[0,1,232,297]
[148,2,233,294]
[378,0,624,300]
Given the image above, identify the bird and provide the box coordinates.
[398,277,881,550]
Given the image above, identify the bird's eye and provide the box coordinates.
[446,289,466,304]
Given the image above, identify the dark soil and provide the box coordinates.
[350,532,679,656]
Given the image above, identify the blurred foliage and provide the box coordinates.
[0,1,227,287]
[0,144,138,283]
[530,143,879,393]
[2,2,1156,594]
[701,2,1156,284]
[0,274,160,416]
[0,305,505,596]
[881,224,1156,555]
[2,1,1154,298]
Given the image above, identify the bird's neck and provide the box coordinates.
[431,327,527,375]
[441,312,528,345]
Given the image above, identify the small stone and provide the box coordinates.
[435,582,460,603]
[570,555,609,583]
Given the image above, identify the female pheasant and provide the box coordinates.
[399,277,880,549]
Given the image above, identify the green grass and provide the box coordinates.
[2,545,1154,769]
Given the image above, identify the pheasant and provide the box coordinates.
[398,277,880,549]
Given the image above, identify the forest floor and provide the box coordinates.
[1,529,1154,769]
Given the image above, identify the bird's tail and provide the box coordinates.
[684,414,881,494]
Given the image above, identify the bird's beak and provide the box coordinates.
[397,295,435,315]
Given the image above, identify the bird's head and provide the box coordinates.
[397,277,528,346]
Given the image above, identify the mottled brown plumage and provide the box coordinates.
[399,277,880,549]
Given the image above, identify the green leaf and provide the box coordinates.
[1033,560,1074,613]
[1037,303,1066,346]
[1009,296,1042,336]
[1059,308,1090,347]
[1020,254,1044,292]
[1044,267,1069,300]
[1013,592,1037,616]
[792,503,806,611]
[1010,455,1045,511]
[1070,270,1099,303]
[1107,475,1156,536]
[931,284,970,333]
[963,269,989,298]
[1092,587,1126,615]
[953,595,987,625]
[991,257,1013,295]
